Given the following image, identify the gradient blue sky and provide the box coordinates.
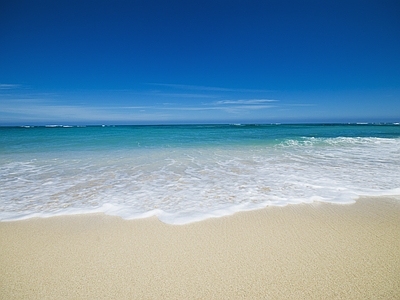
[1,0,399,125]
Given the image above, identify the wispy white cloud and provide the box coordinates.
[0,83,21,89]
[0,81,321,124]
[0,100,174,123]
[1,87,310,124]
[147,83,272,93]
[215,99,278,105]
[0,98,278,124]
[152,103,277,115]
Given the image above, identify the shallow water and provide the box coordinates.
[1,124,400,224]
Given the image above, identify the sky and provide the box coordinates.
[1,0,399,125]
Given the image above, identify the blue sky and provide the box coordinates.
[1,0,399,125]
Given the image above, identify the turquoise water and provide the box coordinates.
[1,124,400,224]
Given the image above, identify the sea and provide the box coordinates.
[1,124,400,224]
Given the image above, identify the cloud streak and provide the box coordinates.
[1,86,315,124]
[0,84,21,89]
[0,100,173,123]
[0,97,279,124]
[147,83,272,93]
[215,99,278,105]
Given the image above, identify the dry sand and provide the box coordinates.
[1,197,400,299]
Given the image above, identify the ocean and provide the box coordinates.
[1,124,399,224]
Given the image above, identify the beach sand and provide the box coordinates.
[1,197,399,299]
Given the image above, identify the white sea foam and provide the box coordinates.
[1,137,400,224]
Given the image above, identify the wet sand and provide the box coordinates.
[1,197,399,299]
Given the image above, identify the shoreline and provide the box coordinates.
[1,197,400,299]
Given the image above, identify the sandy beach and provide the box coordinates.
[1,197,399,299]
